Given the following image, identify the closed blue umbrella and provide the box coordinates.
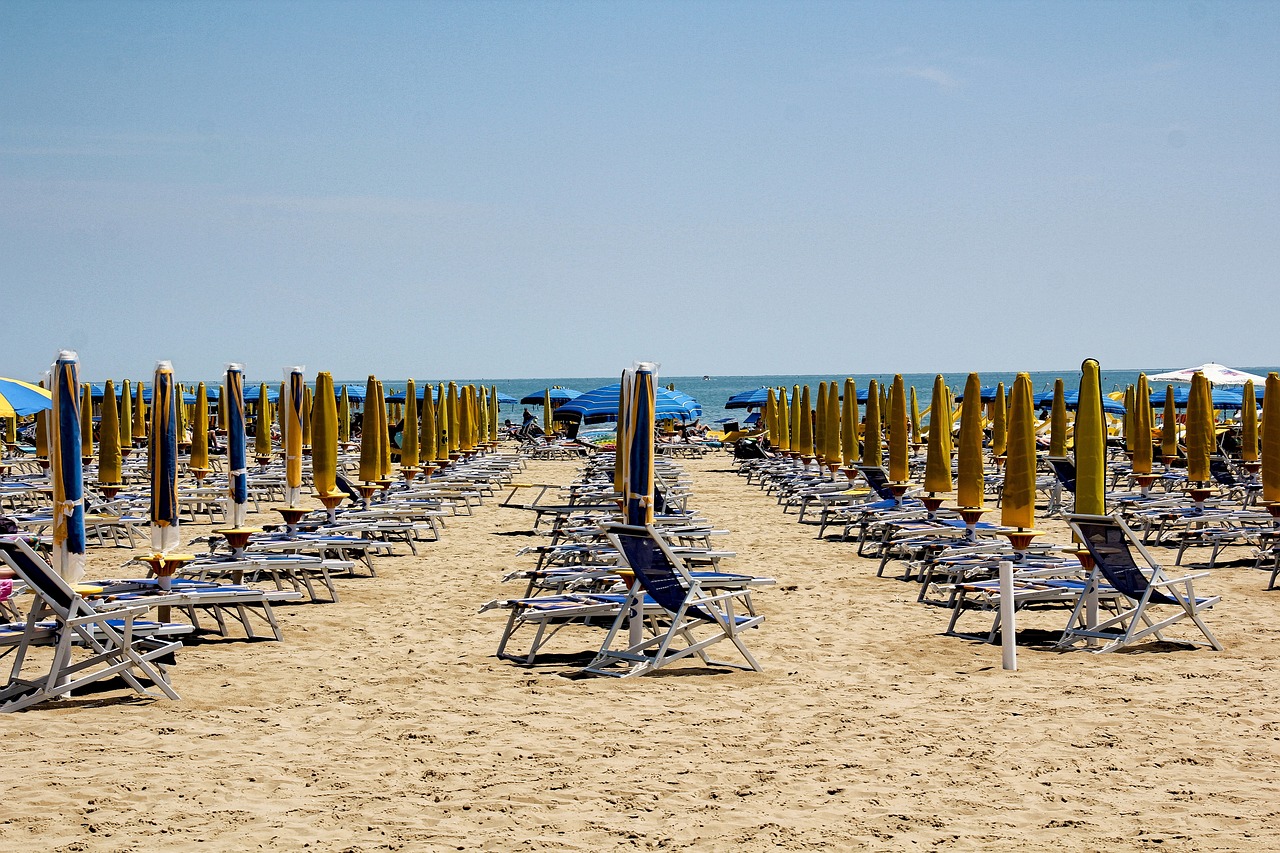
[50,351,86,583]
[625,366,656,526]
[149,361,180,554]
[225,364,250,527]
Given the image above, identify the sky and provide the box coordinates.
[2,0,1277,382]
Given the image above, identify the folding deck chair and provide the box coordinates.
[0,537,186,712]
[582,523,771,678]
[1058,514,1223,653]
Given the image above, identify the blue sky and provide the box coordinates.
[2,0,1277,381]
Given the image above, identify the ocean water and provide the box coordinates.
[361,366,1280,428]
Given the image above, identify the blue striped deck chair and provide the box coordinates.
[0,536,186,712]
[582,522,772,678]
[1058,514,1223,653]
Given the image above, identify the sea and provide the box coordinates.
[359,367,1280,429]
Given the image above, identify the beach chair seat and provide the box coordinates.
[483,591,657,664]
[88,577,303,641]
[582,523,772,678]
[0,536,186,712]
[1058,514,1223,653]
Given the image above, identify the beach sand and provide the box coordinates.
[3,452,1279,851]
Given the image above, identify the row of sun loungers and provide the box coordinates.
[0,441,530,711]
[485,452,772,676]
[734,441,1238,653]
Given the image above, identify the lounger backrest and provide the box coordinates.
[1209,457,1236,487]
[0,538,74,611]
[1048,457,1077,494]
[611,527,713,622]
[1071,518,1179,606]
[856,465,894,500]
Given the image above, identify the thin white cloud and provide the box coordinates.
[897,65,962,91]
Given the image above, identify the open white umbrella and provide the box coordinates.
[1149,362,1266,387]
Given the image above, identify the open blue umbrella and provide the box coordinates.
[242,384,281,404]
[496,391,518,405]
[225,365,250,527]
[149,361,180,554]
[50,351,86,583]
[1034,389,1126,416]
[725,388,770,410]
[556,383,701,423]
[521,387,582,406]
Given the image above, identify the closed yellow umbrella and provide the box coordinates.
[799,385,815,459]
[814,383,828,463]
[1262,373,1280,504]
[402,379,419,473]
[376,380,392,480]
[990,382,1007,458]
[477,386,488,450]
[98,379,122,485]
[1161,385,1178,463]
[302,385,313,450]
[175,384,187,451]
[957,373,984,510]
[909,386,921,448]
[338,385,351,446]
[460,385,475,452]
[435,385,450,464]
[1049,379,1067,457]
[447,382,460,456]
[489,385,500,443]
[420,381,438,472]
[1075,359,1106,516]
[282,368,305,506]
[764,388,777,446]
[1186,372,1212,485]
[1132,374,1153,476]
[190,382,210,474]
[119,379,132,453]
[824,379,841,468]
[1242,379,1259,464]
[862,379,881,466]
[840,379,857,470]
[543,389,552,437]
[888,375,908,483]
[4,413,15,446]
[773,384,783,450]
[923,374,952,495]
[133,380,147,442]
[312,372,339,498]
[359,375,381,484]
[218,384,228,433]
[1002,373,1036,530]
[255,384,272,461]
[1123,385,1136,455]
[80,383,93,461]
[783,384,793,450]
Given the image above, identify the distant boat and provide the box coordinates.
[702,375,710,381]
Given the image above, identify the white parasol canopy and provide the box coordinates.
[1148,362,1267,386]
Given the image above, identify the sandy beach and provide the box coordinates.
[1,450,1277,852]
